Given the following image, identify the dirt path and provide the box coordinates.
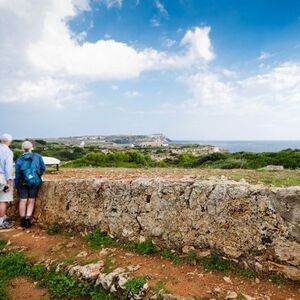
[8,277,49,300]
[1,227,299,300]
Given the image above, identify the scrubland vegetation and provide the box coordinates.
[11,139,300,170]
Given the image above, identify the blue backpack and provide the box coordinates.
[20,154,42,187]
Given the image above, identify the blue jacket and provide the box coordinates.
[15,153,46,188]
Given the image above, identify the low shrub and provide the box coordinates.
[124,276,147,296]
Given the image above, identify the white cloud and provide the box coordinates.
[150,18,160,27]
[125,91,140,98]
[182,72,233,108]
[258,51,271,60]
[154,0,168,18]
[0,0,215,106]
[100,0,123,8]
[181,62,300,111]
[111,84,119,91]
[161,37,176,48]
[181,26,215,63]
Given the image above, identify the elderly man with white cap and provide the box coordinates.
[15,140,46,228]
[0,133,14,229]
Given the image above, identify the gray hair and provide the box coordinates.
[22,141,33,152]
[1,133,12,142]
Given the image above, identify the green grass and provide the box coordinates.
[103,257,114,274]
[0,251,28,299]
[184,251,258,279]
[85,229,117,248]
[200,253,232,272]
[258,176,300,187]
[85,229,159,256]
[0,239,7,250]
[0,251,117,300]
[154,280,168,294]
[47,224,61,235]
[269,274,285,285]
[185,251,199,265]
[124,276,147,297]
[160,249,181,264]
[128,239,158,255]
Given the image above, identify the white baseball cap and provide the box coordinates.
[1,133,13,142]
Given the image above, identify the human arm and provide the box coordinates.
[4,151,13,181]
[4,150,13,191]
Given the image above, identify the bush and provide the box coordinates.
[64,150,153,168]
[212,159,245,169]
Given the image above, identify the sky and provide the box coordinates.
[1,0,300,140]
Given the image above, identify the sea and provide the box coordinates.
[171,140,300,153]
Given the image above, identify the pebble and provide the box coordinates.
[66,242,76,248]
[255,262,263,272]
[76,251,88,257]
[182,245,195,254]
[213,287,221,294]
[223,276,233,284]
[99,248,110,256]
[225,291,238,299]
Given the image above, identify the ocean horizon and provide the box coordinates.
[171,140,300,153]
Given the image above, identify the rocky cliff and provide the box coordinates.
[14,176,300,281]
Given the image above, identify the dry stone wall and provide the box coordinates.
[15,177,300,280]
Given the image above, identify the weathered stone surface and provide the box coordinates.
[273,240,300,267]
[96,267,127,290]
[266,262,300,281]
[12,177,299,280]
[69,262,104,282]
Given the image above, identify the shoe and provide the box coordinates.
[24,218,32,228]
[4,216,12,223]
[0,219,13,229]
[20,217,26,228]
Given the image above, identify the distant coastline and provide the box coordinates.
[171,140,300,153]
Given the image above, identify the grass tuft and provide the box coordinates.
[0,239,7,250]
[160,249,181,264]
[47,224,61,235]
[103,257,114,274]
[128,240,158,255]
[85,229,117,248]
[124,276,147,296]
[154,280,168,294]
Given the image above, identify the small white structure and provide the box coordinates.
[42,156,61,171]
